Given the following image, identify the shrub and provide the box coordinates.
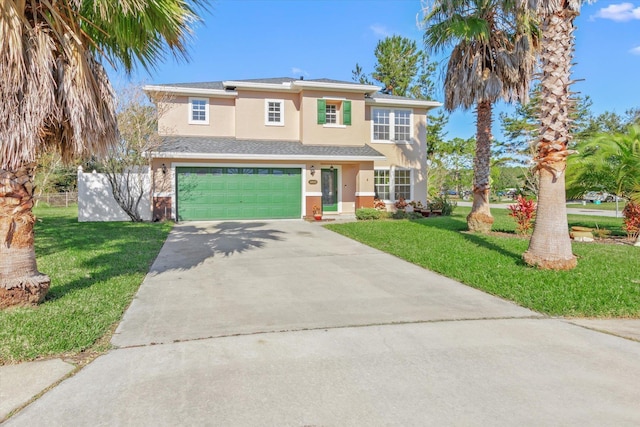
[622,201,640,241]
[394,197,408,210]
[508,195,537,235]
[356,207,381,220]
[391,209,408,219]
[373,198,386,211]
[429,196,457,216]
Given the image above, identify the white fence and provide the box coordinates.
[77,166,151,222]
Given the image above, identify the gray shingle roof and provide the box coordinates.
[157,77,360,90]
[154,136,386,160]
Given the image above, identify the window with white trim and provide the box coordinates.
[317,99,351,126]
[325,104,337,124]
[394,169,411,200]
[189,98,209,124]
[265,99,284,125]
[372,108,412,142]
[374,169,390,200]
[375,168,412,201]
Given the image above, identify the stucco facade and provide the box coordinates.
[144,78,440,221]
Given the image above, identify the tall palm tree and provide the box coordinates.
[0,0,208,308]
[423,0,538,233]
[522,0,583,269]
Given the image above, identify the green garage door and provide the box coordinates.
[176,167,302,220]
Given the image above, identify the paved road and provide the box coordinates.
[457,201,623,217]
[6,221,640,426]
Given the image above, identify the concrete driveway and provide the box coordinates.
[6,221,640,426]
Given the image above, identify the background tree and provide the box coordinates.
[371,35,423,95]
[0,0,209,308]
[437,137,475,195]
[568,124,640,200]
[423,0,538,233]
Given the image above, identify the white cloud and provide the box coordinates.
[291,67,309,77]
[630,46,640,55]
[593,3,640,22]
[369,24,391,37]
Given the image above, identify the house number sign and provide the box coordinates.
[308,179,318,184]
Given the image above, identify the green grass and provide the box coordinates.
[326,207,640,318]
[0,207,172,363]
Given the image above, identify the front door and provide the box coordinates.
[321,168,338,212]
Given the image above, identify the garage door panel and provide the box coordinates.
[177,167,301,220]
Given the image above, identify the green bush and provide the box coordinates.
[356,207,381,220]
[429,196,457,216]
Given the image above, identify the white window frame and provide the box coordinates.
[322,97,347,128]
[188,97,209,125]
[393,168,412,201]
[374,167,413,202]
[325,103,338,124]
[371,108,413,143]
[265,99,284,126]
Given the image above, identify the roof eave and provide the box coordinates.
[365,98,442,109]
[143,85,237,97]
[293,80,381,94]
[222,81,298,92]
[150,152,385,162]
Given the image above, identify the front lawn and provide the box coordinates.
[326,207,640,318]
[0,207,172,364]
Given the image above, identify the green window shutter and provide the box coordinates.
[317,99,326,124]
[343,100,351,125]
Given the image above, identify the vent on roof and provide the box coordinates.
[225,86,236,91]
[300,76,304,80]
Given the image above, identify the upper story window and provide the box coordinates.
[372,108,412,142]
[265,99,284,126]
[325,104,337,124]
[189,97,209,125]
[317,99,351,127]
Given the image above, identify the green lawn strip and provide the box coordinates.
[326,208,640,318]
[0,206,172,364]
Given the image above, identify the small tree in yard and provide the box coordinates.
[102,86,166,222]
[508,196,537,236]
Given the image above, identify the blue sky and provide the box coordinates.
[112,0,640,141]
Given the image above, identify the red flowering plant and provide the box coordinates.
[394,197,408,210]
[622,201,640,241]
[508,195,537,235]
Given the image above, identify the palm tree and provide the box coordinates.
[522,0,583,270]
[423,0,538,233]
[569,124,640,200]
[0,0,208,308]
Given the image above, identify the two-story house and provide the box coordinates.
[143,77,440,221]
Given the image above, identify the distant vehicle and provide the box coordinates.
[583,191,618,203]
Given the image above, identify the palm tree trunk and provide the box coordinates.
[467,100,494,233]
[523,8,577,270]
[0,164,51,309]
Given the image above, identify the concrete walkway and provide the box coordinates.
[4,220,640,426]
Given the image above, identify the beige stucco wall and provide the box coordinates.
[234,91,300,140]
[158,96,235,137]
[300,90,368,146]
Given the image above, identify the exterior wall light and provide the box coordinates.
[161,163,167,174]
[310,165,316,176]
